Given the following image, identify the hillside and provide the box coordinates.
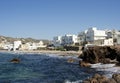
[0,35,50,45]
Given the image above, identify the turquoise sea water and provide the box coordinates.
[0,52,102,83]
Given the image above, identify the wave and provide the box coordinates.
[46,54,78,59]
[90,63,120,78]
[91,63,115,69]
[64,80,82,83]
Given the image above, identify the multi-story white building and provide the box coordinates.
[53,36,62,46]
[78,27,114,46]
[78,30,88,44]
[13,41,22,51]
[61,34,79,46]
[86,27,107,42]
[106,29,120,45]
[53,34,79,46]
[61,35,72,45]
[53,27,119,46]
[72,35,79,44]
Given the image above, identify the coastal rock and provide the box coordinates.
[79,61,91,67]
[83,80,90,83]
[93,73,101,79]
[97,75,108,83]
[112,74,120,83]
[83,73,120,83]
[67,58,75,63]
[89,78,98,83]
[107,78,117,83]
[116,47,120,62]
[79,46,120,64]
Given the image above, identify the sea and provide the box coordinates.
[0,52,119,83]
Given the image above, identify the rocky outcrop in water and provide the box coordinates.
[79,61,91,67]
[79,46,120,64]
[83,73,120,83]
[10,58,20,63]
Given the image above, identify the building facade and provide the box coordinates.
[78,30,87,45]
[13,41,22,51]
[53,34,79,46]
[61,34,79,46]
[106,30,120,45]
[53,36,62,47]
[86,27,107,42]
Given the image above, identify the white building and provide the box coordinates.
[53,36,62,47]
[27,42,37,50]
[78,30,88,44]
[19,42,36,50]
[72,35,79,44]
[78,27,114,46]
[61,34,79,46]
[53,34,79,46]
[13,41,22,51]
[36,41,47,48]
[104,38,113,46]
[2,43,13,51]
[86,27,107,42]
[106,29,120,45]
[20,41,47,51]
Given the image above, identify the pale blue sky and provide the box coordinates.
[0,0,120,40]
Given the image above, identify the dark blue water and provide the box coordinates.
[0,52,99,83]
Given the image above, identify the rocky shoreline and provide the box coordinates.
[79,46,120,67]
[1,46,120,83]
[83,73,120,83]
[79,46,120,83]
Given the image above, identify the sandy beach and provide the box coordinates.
[0,50,81,56]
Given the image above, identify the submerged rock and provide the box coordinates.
[10,58,20,63]
[79,61,91,67]
[67,58,75,63]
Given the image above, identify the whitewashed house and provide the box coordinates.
[36,41,47,48]
[72,35,79,44]
[27,42,37,50]
[20,41,47,51]
[20,43,29,50]
[53,36,62,47]
[86,27,107,42]
[106,29,120,45]
[2,43,13,51]
[53,34,79,46]
[61,34,79,46]
[78,30,88,45]
[112,30,120,45]
[103,38,113,46]
[13,41,22,51]
[78,27,115,46]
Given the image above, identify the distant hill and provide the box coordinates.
[0,35,50,45]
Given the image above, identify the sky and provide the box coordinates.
[0,0,120,40]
